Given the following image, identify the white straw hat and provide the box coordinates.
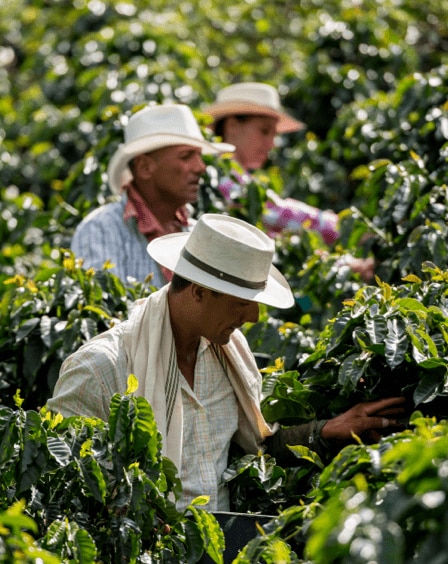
[203,82,304,134]
[107,104,235,194]
[147,213,294,309]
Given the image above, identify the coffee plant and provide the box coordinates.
[2,0,448,561]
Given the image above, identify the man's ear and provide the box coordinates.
[190,283,206,302]
[133,154,157,179]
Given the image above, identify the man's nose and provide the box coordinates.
[244,302,259,324]
[192,154,206,173]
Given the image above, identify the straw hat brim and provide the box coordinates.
[204,101,304,133]
[107,133,235,194]
[147,231,295,309]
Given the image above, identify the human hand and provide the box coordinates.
[320,397,406,443]
[345,255,376,282]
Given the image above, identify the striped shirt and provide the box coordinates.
[48,326,239,511]
[71,192,192,286]
[178,338,238,512]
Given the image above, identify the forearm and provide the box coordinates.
[264,420,332,465]
[262,194,339,244]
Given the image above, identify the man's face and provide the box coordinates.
[198,289,260,345]
[141,144,207,206]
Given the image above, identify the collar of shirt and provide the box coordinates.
[123,182,190,282]
[123,182,190,241]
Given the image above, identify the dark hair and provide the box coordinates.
[128,158,137,177]
[170,273,221,297]
[170,274,192,292]
[214,114,254,141]
[128,151,155,177]
[214,118,226,139]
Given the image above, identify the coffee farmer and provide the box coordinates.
[71,104,234,285]
[49,213,404,511]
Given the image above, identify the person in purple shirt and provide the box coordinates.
[203,82,374,280]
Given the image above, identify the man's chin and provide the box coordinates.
[211,334,232,346]
[187,190,199,203]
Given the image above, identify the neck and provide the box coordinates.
[168,290,200,388]
[150,200,182,229]
[131,181,183,227]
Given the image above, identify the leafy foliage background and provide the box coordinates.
[1,0,448,562]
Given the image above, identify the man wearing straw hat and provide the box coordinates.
[70,104,234,286]
[48,213,404,512]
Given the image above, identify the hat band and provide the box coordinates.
[182,249,267,290]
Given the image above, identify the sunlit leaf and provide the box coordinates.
[385,318,408,369]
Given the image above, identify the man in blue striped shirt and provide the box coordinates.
[71,104,234,285]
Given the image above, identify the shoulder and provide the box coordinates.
[72,321,128,365]
[58,321,128,382]
[47,322,130,419]
[72,197,135,246]
[76,197,126,228]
